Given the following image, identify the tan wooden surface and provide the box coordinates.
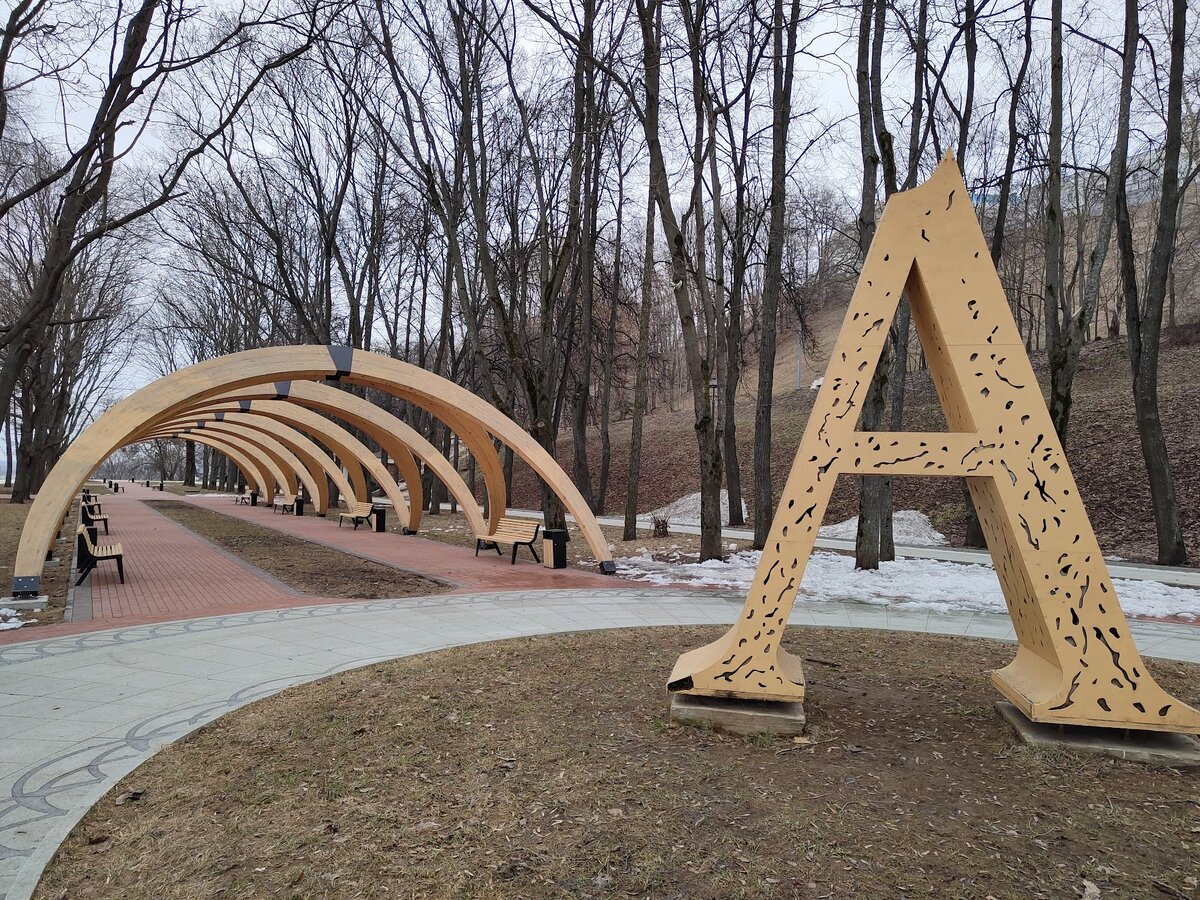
[180,401,415,531]
[147,421,310,502]
[481,516,541,545]
[13,347,613,598]
[669,155,1200,735]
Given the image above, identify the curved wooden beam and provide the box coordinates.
[135,432,270,499]
[145,422,321,510]
[12,346,613,596]
[201,385,486,535]
[191,416,334,515]
[142,427,289,504]
[167,401,413,531]
[145,422,333,513]
[225,386,504,531]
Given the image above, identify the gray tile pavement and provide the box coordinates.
[0,586,1197,899]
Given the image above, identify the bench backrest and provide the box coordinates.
[77,525,100,560]
[348,501,374,515]
[276,494,295,505]
[491,517,541,542]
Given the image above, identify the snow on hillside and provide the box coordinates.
[647,491,747,526]
[618,549,1200,620]
[819,510,948,546]
[647,494,949,549]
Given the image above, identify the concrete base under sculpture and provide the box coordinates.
[996,702,1200,767]
[669,693,806,737]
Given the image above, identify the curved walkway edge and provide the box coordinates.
[3,587,1200,899]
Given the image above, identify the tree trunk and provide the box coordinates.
[623,192,656,541]
[596,169,624,513]
[3,398,11,489]
[184,440,196,487]
[636,0,722,560]
[1118,0,1188,566]
[752,0,802,548]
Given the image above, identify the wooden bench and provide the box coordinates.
[81,502,110,535]
[76,525,125,585]
[475,517,541,564]
[338,502,376,530]
[273,493,296,514]
[233,490,249,505]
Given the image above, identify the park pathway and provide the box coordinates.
[1,482,615,644]
[2,585,1199,900]
[73,485,307,625]
[169,486,616,593]
[2,485,1200,898]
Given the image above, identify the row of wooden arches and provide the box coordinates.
[12,347,614,596]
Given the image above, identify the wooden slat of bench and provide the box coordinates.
[490,531,538,544]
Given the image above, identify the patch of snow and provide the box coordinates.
[810,377,824,390]
[0,607,31,631]
[618,550,1200,620]
[647,491,748,527]
[819,510,948,547]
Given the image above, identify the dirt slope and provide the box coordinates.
[505,300,1200,564]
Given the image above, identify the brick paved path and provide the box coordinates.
[170,487,616,593]
[0,483,619,643]
[83,485,305,622]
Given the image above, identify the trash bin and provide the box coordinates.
[144,480,150,487]
[295,497,305,516]
[157,481,164,491]
[249,490,259,507]
[543,529,569,569]
[372,505,386,533]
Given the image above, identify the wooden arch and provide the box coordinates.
[180,402,421,531]
[142,415,351,514]
[148,433,272,498]
[147,404,413,528]
[196,385,488,536]
[145,421,311,504]
[12,347,614,596]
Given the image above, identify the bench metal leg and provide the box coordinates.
[75,562,94,586]
[102,520,109,535]
[529,543,540,564]
[511,544,518,564]
[116,557,125,584]
[475,540,481,557]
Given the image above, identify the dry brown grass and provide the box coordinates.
[0,490,92,627]
[147,500,448,600]
[36,627,1200,900]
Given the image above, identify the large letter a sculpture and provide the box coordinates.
[669,155,1200,734]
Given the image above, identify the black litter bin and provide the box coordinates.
[144,480,150,487]
[372,505,386,533]
[295,497,305,516]
[249,490,259,507]
[543,528,569,569]
[157,481,164,491]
